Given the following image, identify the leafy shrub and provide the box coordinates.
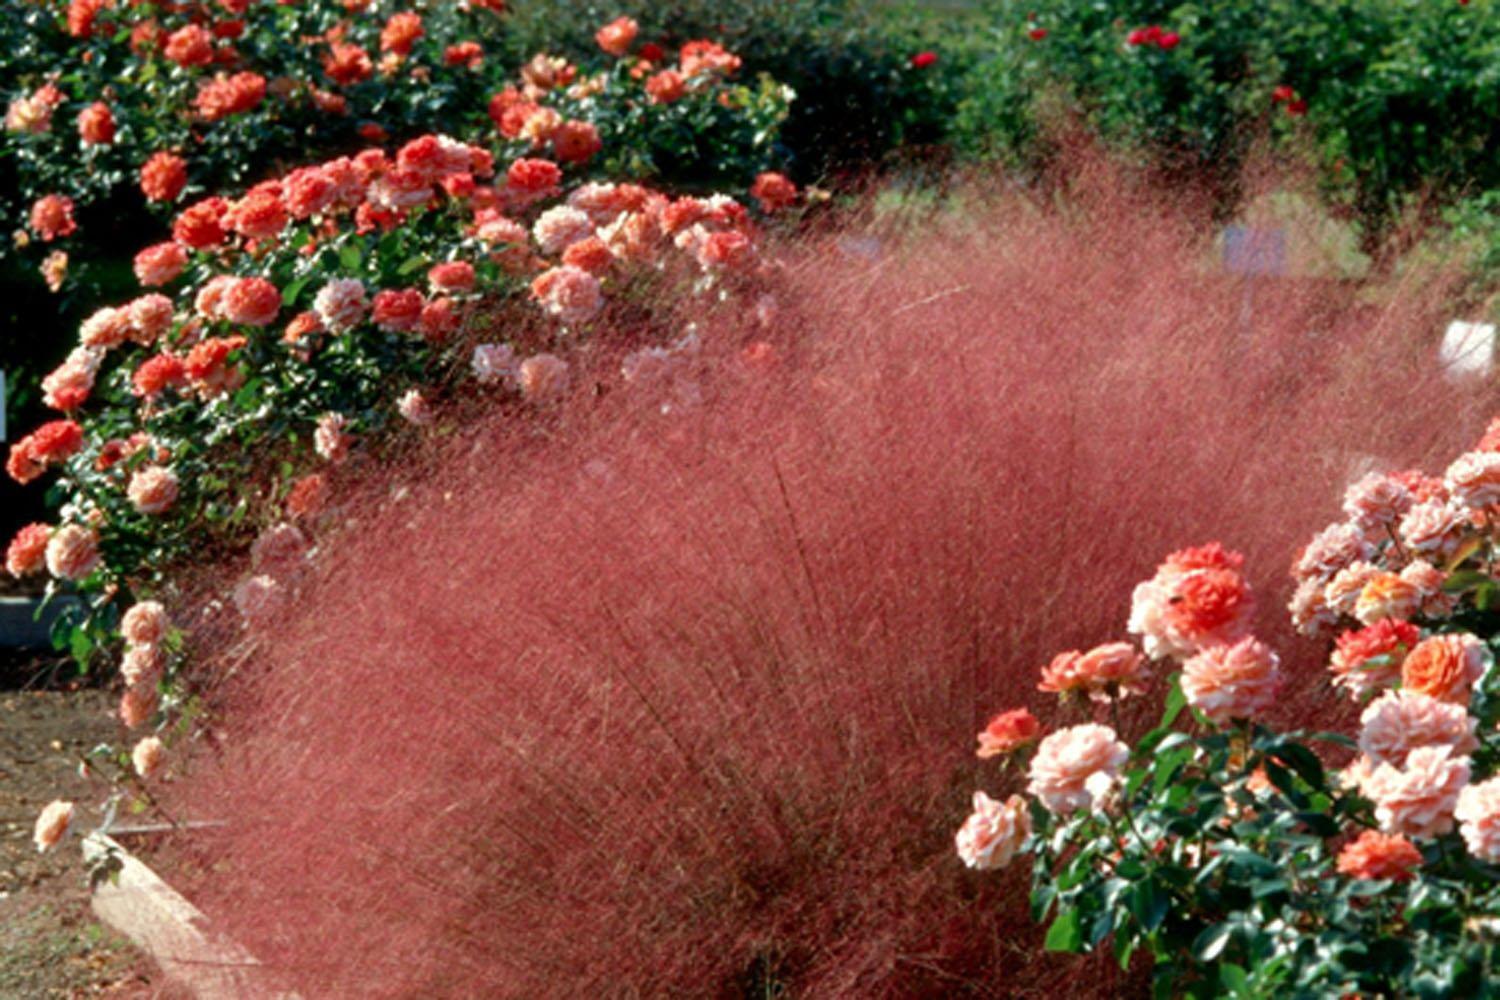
[954,0,1500,238]
[3,21,796,686]
[965,426,1500,995]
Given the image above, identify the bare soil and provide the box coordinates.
[0,653,156,998]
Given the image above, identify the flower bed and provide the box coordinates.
[962,423,1500,995]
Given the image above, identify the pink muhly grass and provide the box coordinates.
[164,167,1489,997]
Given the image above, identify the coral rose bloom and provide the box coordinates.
[30,194,77,241]
[371,288,425,332]
[140,152,188,203]
[121,600,168,646]
[133,242,187,287]
[1335,830,1422,881]
[1037,642,1146,701]
[1180,637,1282,724]
[1358,690,1478,767]
[220,277,282,327]
[954,791,1031,870]
[751,172,798,213]
[595,16,638,57]
[1027,723,1129,814]
[1455,776,1500,862]
[645,69,685,104]
[427,261,476,295]
[127,465,180,515]
[1163,569,1253,646]
[1329,619,1420,699]
[1363,744,1469,840]
[1401,633,1487,705]
[976,708,1041,758]
[6,524,51,577]
[285,473,327,519]
[45,524,99,580]
[33,800,74,853]
[164,24,214,67]
[531,266,602,325]
[552,120,602,164]
[1129,545,1253,660]
[173,197,229,248]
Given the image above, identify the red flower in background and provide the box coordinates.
[140,152,188,203]
[77,102,115,145]
[164,24,215,68]
[29,195,77,241]
[910,51,938,69]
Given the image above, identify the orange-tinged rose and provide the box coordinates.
[1402,633,1486,704]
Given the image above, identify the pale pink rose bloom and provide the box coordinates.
[1335,755,1379,796]
[120,643,165,687]
[45,524,99,580]
[120,683,159,729]
[194,274,237,319]
[568,182,626,224]
[475,216,528,247]
[1026,723,1129,814]
[250,523,309,574]
[314,412,349,463]
[954,791,1031,870]
[132,736,165,779]
[1455,777,1500,862]
[1401,560,1457,618]
[121,600,168,646]
[1358,690,1478,767]
[1398,499,1468,560]
[1180,637,1282,724]
[1288,577,1339,638]
[33,800,74,852]
[519,354,570,401]
[79,306,132,350]
[1294,522,1374,584]
[398,389,433,426]
[532,265,602,325]
[368,172,433,211]
[1444,450,1500,509]
[1353,573,1419,626]
[1363,744,1470,840]
[233,574,285,628]
[1323,561,1383,616]
[127,293,176,345]
[313,278,368,332]
[471,343,518,385]
[532,205,594,255]
[127,465,180,515]
[1342,471,1413,533]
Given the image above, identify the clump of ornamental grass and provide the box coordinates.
[160,165,1492,997]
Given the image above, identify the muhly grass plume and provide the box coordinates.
[165,170,1493,997]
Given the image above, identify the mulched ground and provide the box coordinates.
[0,652,156,998]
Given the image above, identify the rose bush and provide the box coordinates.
[6,15,801,810]
[959,419,1500,996]
[2,1,791,291]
